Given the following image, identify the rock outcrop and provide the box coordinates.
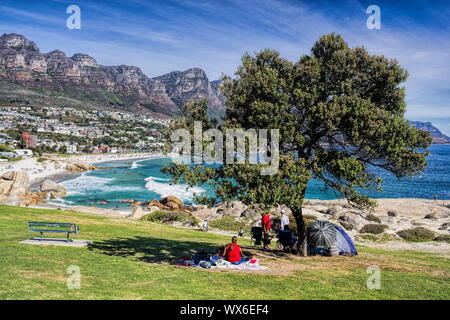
[20,191,48,207]
[65,160,98,172]
[154,68,225,116]
[159,196,184,211]
[40,180,67,199]
[0,33,225,117]
[0,171,30,205]
[0,171,69,205]
[409,121,450,144]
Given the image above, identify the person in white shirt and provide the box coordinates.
[280,211,290,231]
[202,220,209,232]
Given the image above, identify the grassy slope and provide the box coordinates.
[0,205,448,300]
[0,81,174,117]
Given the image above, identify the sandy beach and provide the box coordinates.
[0,152,164,185]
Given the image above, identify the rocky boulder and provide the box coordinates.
[147,200,163,208]
[19,191,48,207]
[160,196,184,211]
[40,180,67,199]
[325,206,342,217]
[0,171,30,205]
[216,201,248,218]
[65,161,97,172]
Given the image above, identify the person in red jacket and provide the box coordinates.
[261,211,272,250]
[222,236,247,264]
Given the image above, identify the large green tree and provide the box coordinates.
[163,34,431,255]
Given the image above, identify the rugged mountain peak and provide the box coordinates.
[70,53,99,68]
[0,33,39,52]
[45,50,67,58]
[409,121,450,144]
[0,33,225,118]
[154,67,211,100]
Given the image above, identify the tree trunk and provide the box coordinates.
[292,208,308,256]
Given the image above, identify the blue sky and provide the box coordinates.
[0,0,449,134]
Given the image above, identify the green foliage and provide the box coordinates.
[0,144,14,152]
[360,224,388,234]
[397,227,435,242]
[355,234,379,242]
[366,214,382,223]
[162,34,431,251]
[433,234,450,243]
[36,157,47,163]
[355,233,398,243]
[209,217,251,233]
[141,210,200,226]
[340,221,353,231]
[287,214,317,232]
[0,156,22,162]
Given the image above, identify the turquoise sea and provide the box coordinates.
[53,145,450,210]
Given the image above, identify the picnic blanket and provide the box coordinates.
[179,256,268,271]
[211,262,268,270]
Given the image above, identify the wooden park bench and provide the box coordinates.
[27,222,80,242]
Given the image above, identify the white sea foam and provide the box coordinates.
[144,176,205,202]
[130,161,141,169]
[61,172,142,195]
[48,198,75,207]
[130,158,148,169]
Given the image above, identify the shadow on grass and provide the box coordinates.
[88,236,225,264]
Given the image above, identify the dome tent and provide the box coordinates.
[307,220,357,256]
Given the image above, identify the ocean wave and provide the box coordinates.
[48,198,75,207]
[130,161,140,169]
[130,159,145,169]
[61,172,142,194]
[144,176,205,202]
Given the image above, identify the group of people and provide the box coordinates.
[216,210,297,265]
[261,210,298,252]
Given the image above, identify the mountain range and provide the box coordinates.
[409,121,450,144]
[0,33,225,118]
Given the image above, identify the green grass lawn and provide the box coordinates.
[0,205,448,300]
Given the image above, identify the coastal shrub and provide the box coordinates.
[379,233,399,242]
[325,207,339,216]
[433,235,450,243]
[141,210,199,226]
[209,217,251,234]
[387,211,397,217]
[37,157,47,163]
[438,223,449,230]
[288,214,317,231]
[397,227,435,242]
[0,156,22,162]
[340,221,353,231]
[360,224,388,234]
[355,233,398,243]
[355,234,378,242]
[0,144,14,152]
[303,214,318,221]
[365,214,381,223]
